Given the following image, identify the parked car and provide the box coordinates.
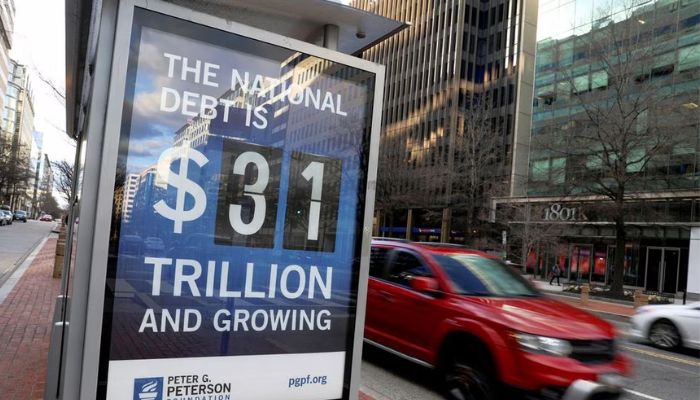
[630,303,700,350]
[365,239,630,399]
[1,210,13,225]
[39,214,53,222]
[13,210,27,222]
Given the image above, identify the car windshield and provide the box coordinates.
[434,254,540,297]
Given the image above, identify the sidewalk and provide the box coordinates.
[0,237,380,400]
[531,279,635,318]
[0,238,59,400]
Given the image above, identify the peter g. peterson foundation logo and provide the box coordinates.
[133,377,163,400]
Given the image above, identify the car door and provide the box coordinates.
[365,245,394,343]
[379,249,443,360]
[677,304,700,349]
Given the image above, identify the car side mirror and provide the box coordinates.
[410,276,440,294]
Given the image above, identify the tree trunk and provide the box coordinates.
[611,216,626,295]
[440,207,451,243]
[405,208,413,240]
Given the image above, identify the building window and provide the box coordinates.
[591,70,608,89]
[626,148,646,173]
[678,44,700,71]
[531,159,549,182]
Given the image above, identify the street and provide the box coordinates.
[0,221,698,400]
[361,315,700,400]
[0,220,54,287]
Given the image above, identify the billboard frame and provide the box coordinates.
[77,0,385,398]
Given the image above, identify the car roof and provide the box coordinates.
[371,239,498,259]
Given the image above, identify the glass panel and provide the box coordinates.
[646,248,663,291]
[678,44,700,71]
[624,245,638,286]
[526,246,537,274]
[436,254,540,297]
[557,81,571,99]
[591,246,606,282]
[586,154,602,169]
[573,74,589,92]
[663,249,680,293]
[388,251,432,287]
[536,84,555,97]
[679,31,700,47]
[653,52,675,68]
[559,40,574,66]
[531,159,550,181]
[570,245,591,282]
[591,70,608,88]
[627,148,646,172]
[551,157,566,184]
[580,246,591,280]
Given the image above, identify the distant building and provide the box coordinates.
[494,0,700,299]
[29,131,43,216]
[1,60,35,210]
[121,173,139,222]
[40,153,54,204]
[0,0,15,114]
[353,0,535,243]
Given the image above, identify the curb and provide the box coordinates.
[546,293,633,320]
[544,289,636,307]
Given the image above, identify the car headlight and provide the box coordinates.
[513,333,573,357]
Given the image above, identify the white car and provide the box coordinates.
[630,303,700,350]
[1,210,13,225]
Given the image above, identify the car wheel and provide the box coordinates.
[441,346,497,400]
[649,320,681,349]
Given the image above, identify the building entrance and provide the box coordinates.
[645,247,680,294]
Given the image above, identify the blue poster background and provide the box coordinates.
[102,8,375,364]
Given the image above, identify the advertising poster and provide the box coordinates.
[100,7,377,400]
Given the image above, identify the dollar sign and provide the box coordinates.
[154,146,209,234]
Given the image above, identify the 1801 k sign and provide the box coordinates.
[100,7,377,400]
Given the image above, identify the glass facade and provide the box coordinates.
[528,0,700,196]
[354,0,526,240]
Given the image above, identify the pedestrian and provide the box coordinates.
[549,263,561,286]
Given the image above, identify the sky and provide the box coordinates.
[11,0,75,165]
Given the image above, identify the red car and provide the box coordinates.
[365,239,631,399]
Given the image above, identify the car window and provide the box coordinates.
[435,254,540,297]
[370,247,389,278]
[387,250,432,287]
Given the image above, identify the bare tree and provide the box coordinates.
[375,133,417,235]
[532,1,694,294]
[37,190,62,217]
[0,134,35,208]
[52,160,74,205]
[449,93,503,243]
[502,202,563,274]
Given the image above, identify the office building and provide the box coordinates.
[1,60,35,210]
[121,173,139,222]
[29,131,43,216]
[354,0,535,243]
[0,0,15,114]
[493,0,700,299]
